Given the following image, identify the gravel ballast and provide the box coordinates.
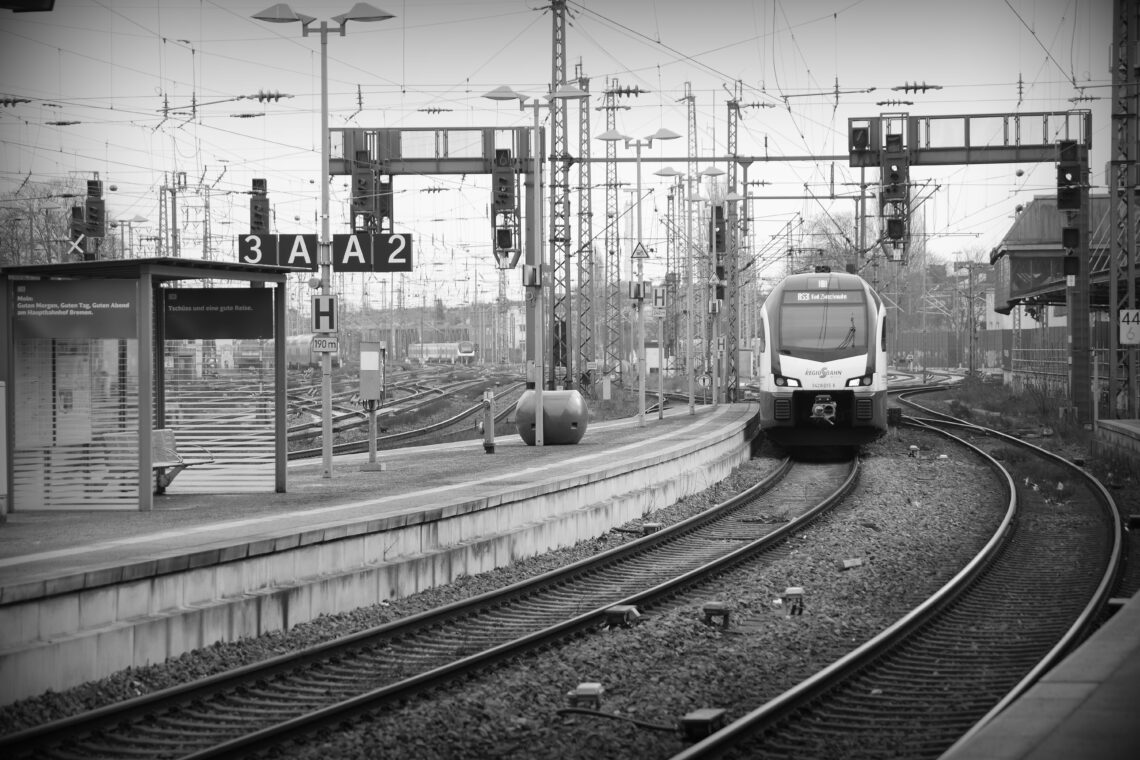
[280,428,1008,759]
[0,426,1010,759]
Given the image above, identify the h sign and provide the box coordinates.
[652,286,668,308]
[311,295,337,333]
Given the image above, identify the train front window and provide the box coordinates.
[778,290,868,360]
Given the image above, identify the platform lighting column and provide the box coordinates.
[599,127,680,426]
[483,84,588,446]
[254,3,395,478]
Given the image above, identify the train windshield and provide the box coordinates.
[778,289,868,360]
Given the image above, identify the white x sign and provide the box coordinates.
[67,234,85,256]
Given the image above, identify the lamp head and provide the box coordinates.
[548,83,589,101]
[596,128,629,143]
[333,3,395,23]
[483,85,524,102]
[252,3,301,22]
[648,127,681,142]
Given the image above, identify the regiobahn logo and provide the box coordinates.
[803,367,842,379]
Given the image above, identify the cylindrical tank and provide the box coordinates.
[515,389,588,445]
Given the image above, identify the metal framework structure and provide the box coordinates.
[574,63,595,392]
[725,86,741,401]
[600,82,628,386]
[1108,0,1139,417]
[548,0,573,388]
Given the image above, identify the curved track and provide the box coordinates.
[670,395,1121,760]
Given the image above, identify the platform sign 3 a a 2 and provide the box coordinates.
[239,232,412,272]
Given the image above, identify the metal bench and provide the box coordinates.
[103,428,214,493]
[151,428,214,493]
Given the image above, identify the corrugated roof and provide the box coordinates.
[992,194,1110,258]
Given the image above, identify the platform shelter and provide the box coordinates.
[1,258,302,515]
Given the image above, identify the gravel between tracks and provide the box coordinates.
[0,426,1009,760]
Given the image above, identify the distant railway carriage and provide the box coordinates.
[757,268,889,449]
[408,342,477,365]
[286,334,342,369]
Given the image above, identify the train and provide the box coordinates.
[407,341,477,364]
[756,267,889,448]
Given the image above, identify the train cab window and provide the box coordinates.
[778,289,868,360]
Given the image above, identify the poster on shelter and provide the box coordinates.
[13,280,137,338]
[164,288,273,340]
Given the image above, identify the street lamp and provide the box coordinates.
[254,3,395,479]
[598,126,681,427]
[113,214,148,259]
[483,83,588,446]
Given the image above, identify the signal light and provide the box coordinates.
[352,168,375,214]
[250,195,270,234]
[850,125,870,152]
[882,161,907,202]
[710,205,725,251]
[495,227,513,251]
[492,170,515,211]
[1061,227,1079,250]
[86,179,103,197]
[1056,140,1082,211]
[84,197,105,237]
[886,217,906,240]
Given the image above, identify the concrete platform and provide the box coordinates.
[0,403,759,706]
[940,592,1140,760]
[1094,417,1140,462]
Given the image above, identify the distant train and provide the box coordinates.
[407,341,477,364]
[285,333,342,369]
[756,268,888,448]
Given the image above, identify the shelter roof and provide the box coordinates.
[0,257,307,283]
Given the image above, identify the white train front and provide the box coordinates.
[756,268,888,448]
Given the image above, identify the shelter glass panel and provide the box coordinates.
[12,338,140,510]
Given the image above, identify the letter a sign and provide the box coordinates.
[332,233,371,272]
[311,295,337,333]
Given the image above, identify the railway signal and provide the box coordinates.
[84,179,105,239]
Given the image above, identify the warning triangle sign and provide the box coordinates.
[631,242,650,259]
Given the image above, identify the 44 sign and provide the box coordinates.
[1121,309,1140,346]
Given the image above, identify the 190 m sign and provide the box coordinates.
[311,335,340,353]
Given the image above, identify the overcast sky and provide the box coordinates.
[0,0,1113,306]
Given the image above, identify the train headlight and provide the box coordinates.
[846,375,874,387]
[774,374,801,388]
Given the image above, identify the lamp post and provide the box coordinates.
[598,127,680,426]
[484,84,588,446]
[254,3,395,478]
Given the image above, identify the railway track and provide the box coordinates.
[1,456,863,759]
[670,395,1122,760]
